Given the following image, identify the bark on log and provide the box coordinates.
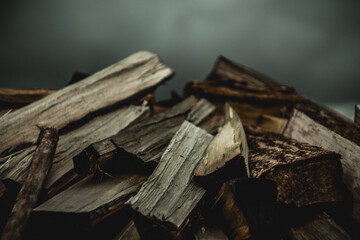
[0,104,149,197]
[127,121,213,236]
[0,51,173,155]
[1,128,58,240]
[284,109,360,222]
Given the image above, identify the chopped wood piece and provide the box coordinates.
[194,103,249,186]
[127,121,213,234]
[113,220,141,240]
[0,88,56,110]
[73,96,215,175]
[247,126,347,207]
[32,174,147,234]
[1,128,58,240]
[284,109,360,222]
[0,104,149,197]
[256,114,288,134]
[289,212,351,240]
[356,104,360,125]
[0,51,173,155]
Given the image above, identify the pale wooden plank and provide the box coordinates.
[0,51,173,155]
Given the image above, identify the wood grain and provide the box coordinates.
[256,114,288,134]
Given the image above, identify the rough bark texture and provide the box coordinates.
[284,109,360,221]
[1,128,58,240]
[127,121,213,234]
[0,51,173,155]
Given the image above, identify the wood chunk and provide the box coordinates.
[256,114,288,134]
[127,121,213,235]
[33,174,147,233]
[0,51,173,155]
[0,104,149,197]
[247,126,347,207]
[289,212,351,240]
[356,104,360,125]
[0,88,56,110]
[74,96,215,175]
[113,220,141,240]
[284,109,360,222]
[194,103,249,186]
[1,128,58,240]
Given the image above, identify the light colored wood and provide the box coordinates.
[356,104,360,125]
[195,102,249,177]
[284,109,360,221]
[0,51,173,155]
[0,104,149,196]
[257,114,288,134]
[127,121,213,231]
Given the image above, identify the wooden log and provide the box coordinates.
[32,174,147,235]
[284,109,360,222]
[113,220,141,240]
[256,114,288,134]
[0,104,149,197]
[190,223,229,240]
[73,96,215,175]
[127,121,213,237]
[0,88,56,110]
[247,126,347,207]
[356,104,360,125]
[1,128,58,240]
[0,51,173,155]
[194,103,249,187]
[289,212,351,240]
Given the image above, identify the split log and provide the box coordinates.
[1,128,58,240]
[127,121,213,237]
[194,103,249,187]
[32,174,147,236]
[73,96,215,175]
[0,104,149,197]
[356,104,360,125]
[289,212,351,240]
[113,220,141,240]
[0,88,56,110]
[247,126,347,207]
[256,114,288,134]
[284,109,360,222]
[0,51,173,155]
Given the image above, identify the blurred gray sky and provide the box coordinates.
[0,0,359,117]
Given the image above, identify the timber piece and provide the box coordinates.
[256,114,288,134]
[127,121,213,236]
[0,51,173,155]
[1,128,58,240]
[247,126,347,207]
[356,104,360,125]
[289,212,351,240]
[74,96,215,175]
[194,103,249,187]
[32,174,147,237]
[0,104,149,197]
[284,109,360,222]
[113,220,141,240]
[0,88,56,110]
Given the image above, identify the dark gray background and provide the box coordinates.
[1,0,359,118]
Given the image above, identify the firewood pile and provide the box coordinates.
[0,51,359,239]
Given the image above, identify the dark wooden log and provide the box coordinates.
[73,96,215,175]
[0,104,149,197]
[247,126,347,207]
[190,222,229,240]
[194,103,249,187]
[113,220,141,240]
[356,104,360,125]
[0,51,173,155]
[289,212,351,240]
[256,114,288,134]
[1,128,58,240]
[0,88,56,110]
[127,121,213,237]
[284,109,360,222]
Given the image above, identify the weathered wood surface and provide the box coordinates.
[0,104,149,197]
[73,96,215,174]
[113,220,141,240]
[33,174,147,229]
[127,121,213,232]
[0,51,173,155]
[256,114,288,134]
[289,212,351,240]
[195,103,249,186]
[1,128,58,240]
[284,109,360,221]
[356,104,360,125]
[247,126,346,207]
[0,88,56,109]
